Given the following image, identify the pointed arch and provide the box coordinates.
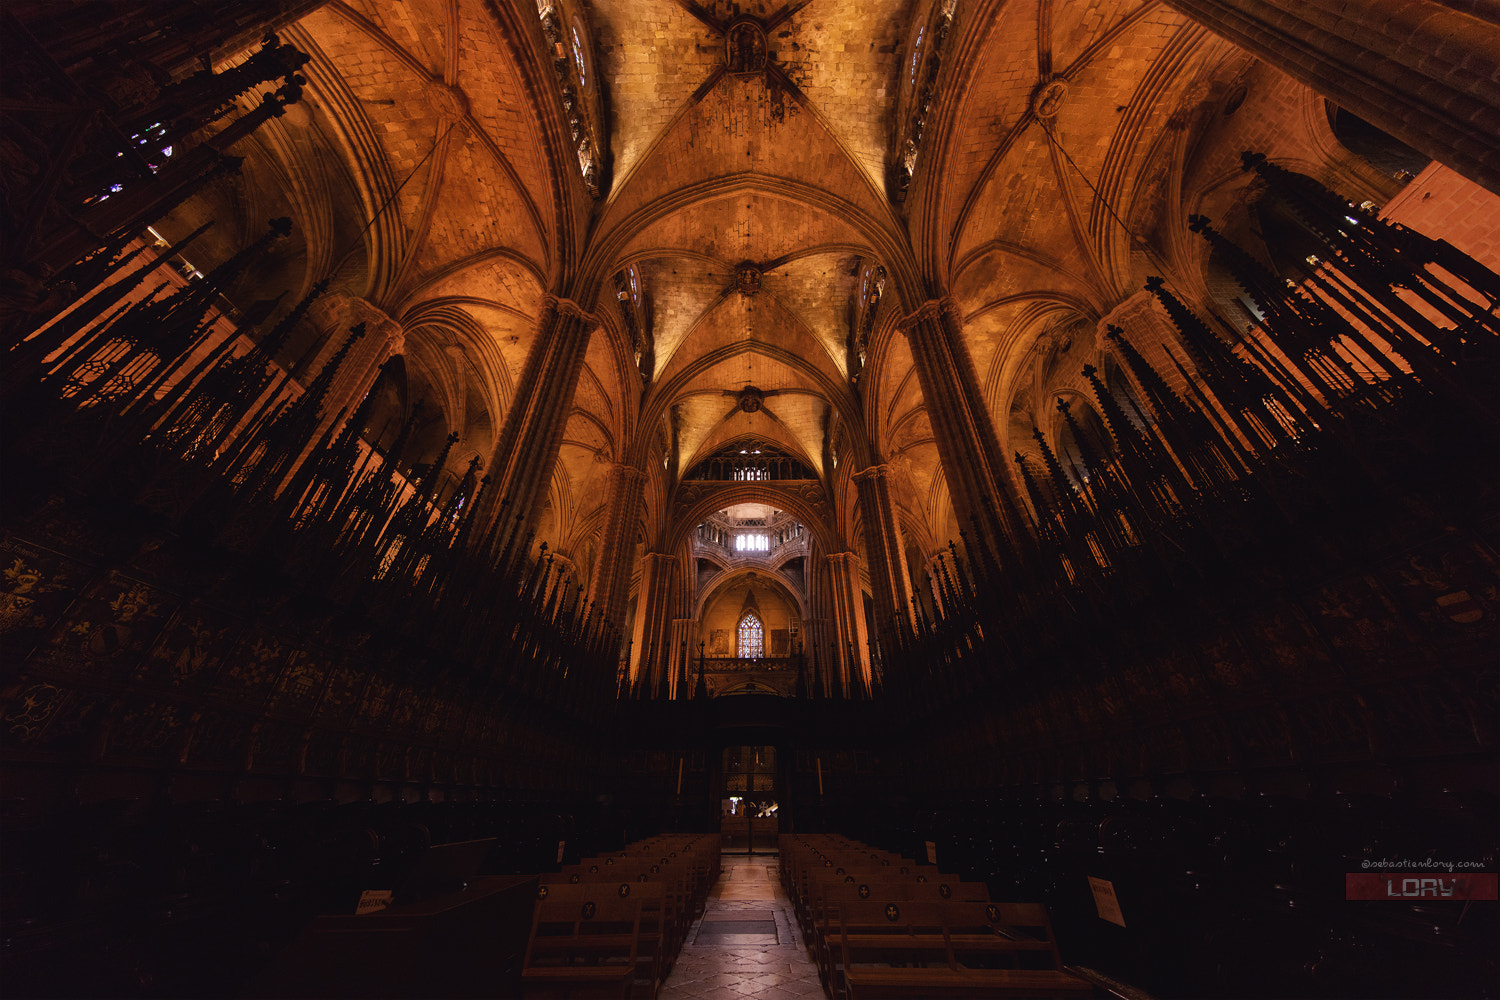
[737,609,765,659]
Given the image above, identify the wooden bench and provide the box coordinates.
[832,898,1095,1000]
[812,880,991,988]
[521,893,640,999]
[946,901,1070,969]
[529,835,721,998]
[533,881,667,998]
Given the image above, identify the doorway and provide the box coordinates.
[720,745,778,854]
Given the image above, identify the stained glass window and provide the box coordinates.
[570,21,587,88]
[737,611,764,659]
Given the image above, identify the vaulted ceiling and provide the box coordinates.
[164,0,1400,588]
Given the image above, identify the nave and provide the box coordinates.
[639,858,823,1000]
[3,2,1498,998]
[523,832,1107,1000]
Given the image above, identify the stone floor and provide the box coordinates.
[657,855,826,999]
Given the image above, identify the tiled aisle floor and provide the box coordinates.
[657,856,827,999]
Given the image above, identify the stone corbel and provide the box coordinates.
[546,295,600,330]
[1098,290,1160,339]
[897,297,962,336]
[310,291,405,355]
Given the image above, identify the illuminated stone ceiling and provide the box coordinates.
[168,0,1408,589]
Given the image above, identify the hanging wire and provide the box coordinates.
[1037,117,1177,277]
[325,122,456,283]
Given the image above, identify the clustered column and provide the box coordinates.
[802,616,832,695]
[308,293,404,418]
[919,552,949,617]
[825,551,871,698]
[277,293,404,477]
[899,298,1029,551]
[667,618,695,700]
[629,552,680,697]
[853,464,913,641]
[1162,0,1500,193]
[483,296,598,535]
[588,464,646,628]
[1099,292,1259,457]
[1099,292,1193,395]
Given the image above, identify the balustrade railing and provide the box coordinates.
[692,520,807,561]
[704,656,799,672]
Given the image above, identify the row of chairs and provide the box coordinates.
[522,834,720,999]
[781,833,1096,999]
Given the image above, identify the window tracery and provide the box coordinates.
[685,441,814,481]
[737,611,764,658]
[536,2,602,196]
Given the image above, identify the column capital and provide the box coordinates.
[545,295,600,328]
[898,297,962,333]
[607,462,648,484]
[1097,289,1159,336]
[312,291,405,353]
[852,463,893,483]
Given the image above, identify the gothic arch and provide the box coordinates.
[665,483,842,557]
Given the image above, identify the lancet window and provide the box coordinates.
[737,611,764,658]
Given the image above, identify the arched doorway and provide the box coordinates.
[720,744,779,854]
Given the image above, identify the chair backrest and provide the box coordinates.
[840,881,990,905]
[526,893,642,960]
[990,901,1065,966]
[837,898,950,936]
[838,880,918,904]
[899,879,990,902]
[993,902,1056,936]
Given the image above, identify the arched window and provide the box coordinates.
[737,611,764,659]
[909,25,925,89]
[570,16,588,89]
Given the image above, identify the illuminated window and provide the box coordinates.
[571,20,587,88]
[737,611,764,658]
[734,534,768,552]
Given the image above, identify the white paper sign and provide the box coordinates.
[1088,876,1125,927]
[925,840,938,865]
